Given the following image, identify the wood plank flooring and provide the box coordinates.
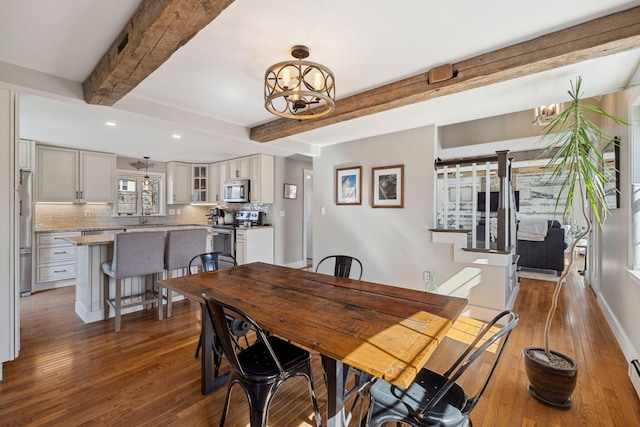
[1,270,639,426]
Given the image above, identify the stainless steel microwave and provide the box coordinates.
[223,179,250,203]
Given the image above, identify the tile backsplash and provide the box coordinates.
[35,203,211,230]
[35,203,274,230]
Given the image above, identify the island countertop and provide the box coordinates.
[35,223,211,233]
[62,228,218,246]
[62,235,115,246]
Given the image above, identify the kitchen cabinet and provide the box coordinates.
[35,231,80,291]
[192,164,208,203]
[167,161,191,204]
[235,229,246,265]
[208,163,221,202]
[19,139,34,170]
[250,154,275,203]
[235,227,274,265]
[227,157,251,180]
[36,146,116,203]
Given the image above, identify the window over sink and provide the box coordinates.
[114,170,165,217]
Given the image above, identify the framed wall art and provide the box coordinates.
[336,166,362,205]
[372,164,404,208]
[283,183,297,199]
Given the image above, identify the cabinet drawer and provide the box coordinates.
[235,229,246,240]
[37,232,80,245]
[37,245,77,263]
[37,262,77,282]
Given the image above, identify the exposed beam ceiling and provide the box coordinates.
[250,6,640,143]
[83,0,234,106]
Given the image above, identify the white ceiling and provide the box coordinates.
[1,0,640,163]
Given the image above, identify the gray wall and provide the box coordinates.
[274,156,312,266]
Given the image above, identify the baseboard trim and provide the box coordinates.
[597,290,638,362]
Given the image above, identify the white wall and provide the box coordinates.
[0,87,18,379]
[594,88,640,362]
[313,126,464,290]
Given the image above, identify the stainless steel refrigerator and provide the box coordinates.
[19,170,33,296]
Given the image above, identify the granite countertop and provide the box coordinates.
[35,223,211,233]
[62,227,219,246]
[62,235,115,246]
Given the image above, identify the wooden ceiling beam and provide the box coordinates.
[83,0,234,106]
[250,6,640,142]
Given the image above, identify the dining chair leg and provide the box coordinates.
[245,381,277,427]
[114,278,122,332]
[103,275,110,321]
[166,288,173,317]
[195,335,202,358]
[157,281,164,321]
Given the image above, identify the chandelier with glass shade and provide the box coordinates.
[264,45,335,119]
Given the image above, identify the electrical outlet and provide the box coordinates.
[84,209,91,217]
[423,271,432,283]
[176,208,181,215]
[423,270,437,292]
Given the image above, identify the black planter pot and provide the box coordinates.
[523,347,578,408]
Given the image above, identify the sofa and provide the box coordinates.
[517,220,567,275]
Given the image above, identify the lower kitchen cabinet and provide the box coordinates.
[235,227,274,265]
[35,231,80,291]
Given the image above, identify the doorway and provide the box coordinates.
[303,169,313,267]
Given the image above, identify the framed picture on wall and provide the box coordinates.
[372,164,404,208]
[283,183,297,199]
[336,166,362,205]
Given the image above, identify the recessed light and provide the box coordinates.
[172,134,182,139]
[105,121,117,127]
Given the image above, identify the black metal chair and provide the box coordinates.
[188,251,237,274]
[316,254,366,424]
[315,255,363,280]
[202,293,323,427]
[363,310,519,427]
[189,252,242,365]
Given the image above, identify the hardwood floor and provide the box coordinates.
[1,270,639,426]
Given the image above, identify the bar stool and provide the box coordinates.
[102,231,166,332]
[161,228,208,318]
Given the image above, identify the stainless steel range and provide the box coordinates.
[207,209,266,261]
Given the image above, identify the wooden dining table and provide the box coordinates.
[158,262,467,427]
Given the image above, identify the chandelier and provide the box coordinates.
[264,45,335,119]
[532,103,562,126]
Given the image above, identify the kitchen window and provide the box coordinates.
[114,170,165,216]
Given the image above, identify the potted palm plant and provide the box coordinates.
[523,76,628,407]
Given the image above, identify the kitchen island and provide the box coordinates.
[63,226,215,324]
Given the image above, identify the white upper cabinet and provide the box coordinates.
[80,151,116,202]
[250,154,275,204]
[36,145,115,203]
[191,164,208,203]
[227,157,251,180]
[208,163,221,203]
[167,161,192,204]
